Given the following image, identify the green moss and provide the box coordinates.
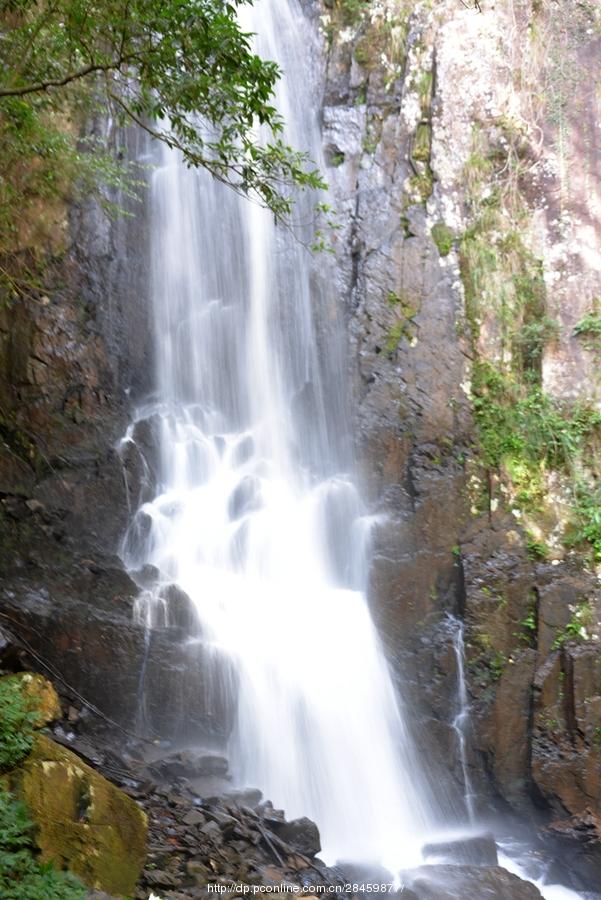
[400,215,413,239]
[416,69,433,111]
[6,734,147,895]
[408,170,433,204]
[385,321,408,353]
[353,39,371,67]
[431,222,454,257]
[413,122,432,164]
[383,289,419,352]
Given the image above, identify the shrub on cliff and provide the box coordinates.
[0,676,39,772]
[0,790,85,899]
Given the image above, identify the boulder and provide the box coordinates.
[155,750,229,779]
[270,816,321,857]
[400,865,543,899]
[0,671,61,726]
[5,733,147,896]
[422,832,498,866]
[545,811,601,890]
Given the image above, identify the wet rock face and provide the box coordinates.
[0,573,235,741]
[0,135,234,744]
[532,643,601,819]
[545,811,601,890]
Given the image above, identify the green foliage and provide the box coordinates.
[0,679,40,772]
[471,357,601,540]
[489,651,508,682]
[514,315,560,368]
[0,0,325,281]
[573,308,601,352]
[0,790,85,899]
[407,171,433,204]
[566,482,601,561]
[416,70,433,110]
[431,222,454,257]
[334,0,369,27]
[525,533,549,560]
[384,321,408,353]
[458,122,601,562]
[521,609,537,633]
[517,591,538,647]
[472,361,601,474]
[552,600,595,649]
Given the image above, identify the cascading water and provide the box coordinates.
[121,0,433,871]
[448,615,476,822]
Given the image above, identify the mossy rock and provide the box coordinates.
[6,734,147,896]
[1,672,61,726]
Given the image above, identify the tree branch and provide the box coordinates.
[0,56,136,98]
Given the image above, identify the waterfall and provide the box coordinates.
[121,0,433,872]
[448,615,476,822]
[116,3,589,895]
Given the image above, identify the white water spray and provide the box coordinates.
[121,0,433,870]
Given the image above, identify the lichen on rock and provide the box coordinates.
[5,733,147,896]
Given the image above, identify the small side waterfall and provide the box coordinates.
[448,615,476,822]
[120,0,434,871]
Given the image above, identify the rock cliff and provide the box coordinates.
[322,0,601,887]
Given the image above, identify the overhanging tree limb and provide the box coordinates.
[0,57,136,97]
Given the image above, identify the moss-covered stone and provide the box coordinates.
[6,734,147,895]
[1,673,61,727]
